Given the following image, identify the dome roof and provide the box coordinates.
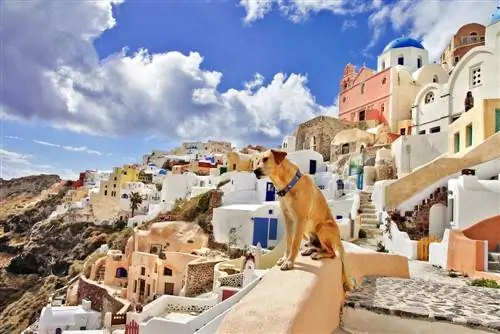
[383,37,425,53]
[491,6,500,25]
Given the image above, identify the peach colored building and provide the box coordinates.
[447,214,500,282]
[92,221,209,304]
[439,23,486,72]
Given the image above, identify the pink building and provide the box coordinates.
[338,37,449,135]
[339,64,391,126]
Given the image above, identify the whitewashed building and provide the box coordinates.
[212,202,284,249]
[38,299,101,333]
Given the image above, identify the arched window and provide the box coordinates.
[417,56,422,68]
[397,55,404,66]
[469,31,478,43]
[341,144,349,155]
[432,75,439,83]
[382,77,386,84]
[424,92,435,104]
[360,83,365,94]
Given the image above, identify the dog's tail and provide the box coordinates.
[336,241,354,293]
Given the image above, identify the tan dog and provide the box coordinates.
[253,149,353,292]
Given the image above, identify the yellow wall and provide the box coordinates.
[120,165,139,185]
[448,99,500,155]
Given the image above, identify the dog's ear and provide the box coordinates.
[271,149,287,165]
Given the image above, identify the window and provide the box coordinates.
[113,184,116,188]
[382,61,386,70]
[164,267,173,276]
[417,57,422,68]
[380,103,385,113]
[418,130,426,135]
[469,32,478,43]
[341,144,349,155]
[470,65,481,87]
[360,83,365,94]
[123,171,127,175]
[454,56,459,65]
[133,280,137,293]
[461,36,468,44]
[430,126,441,133]
[141,267,146,276]
[358,110,365,121]
[268,209,273,215]
[397,56,404,65]
[424,92,435,104]
[104,190,108,196]
[310,136,317,151]
[466,124,473,147]
[454,132,460,153]
[382,77,386,84]
[400,128,406,135]
[114,177,117,181]
[432,75,439,83]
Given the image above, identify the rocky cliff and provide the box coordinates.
[0,175,132,333]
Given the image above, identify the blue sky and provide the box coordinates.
[1,0,496,179]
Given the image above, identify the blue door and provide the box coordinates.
[357,172,364,190]
[269,218,278,241]
[265,182,275,201]
[309,160,317,174]
[252,218,269,248]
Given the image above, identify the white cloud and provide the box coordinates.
[341,20,358,31]
[366,0,496,60]
[1,0,338,147]
[32,139,103,155]
[143,134,157,142]
[0,148,77,180]
[240,0,380,24]
[4,135,23,140]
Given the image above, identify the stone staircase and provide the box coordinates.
[358,191,380,237]
[488,252,500,273]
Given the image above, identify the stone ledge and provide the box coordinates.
[344,276,500,332]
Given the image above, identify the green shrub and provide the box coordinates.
[469,278,500,288]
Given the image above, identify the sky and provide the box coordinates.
[0,0,497,180]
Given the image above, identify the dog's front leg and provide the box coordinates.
[280,218,306,271]
[276,212,294,266]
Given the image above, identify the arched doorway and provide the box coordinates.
[116,267,128,278]
[429,203,447,238]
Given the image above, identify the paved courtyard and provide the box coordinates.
[345,276,500,332]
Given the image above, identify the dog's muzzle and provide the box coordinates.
[253,168,264,179]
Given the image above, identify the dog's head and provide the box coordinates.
[253,149,288,179]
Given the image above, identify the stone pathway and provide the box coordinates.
[345,276,500,332]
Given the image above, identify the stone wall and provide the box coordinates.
[218,273,243,288]
[163,303,213,315]
[77,277,125,314]
[183,260,224,297]
[295,116,353,162]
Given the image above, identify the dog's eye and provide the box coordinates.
[263,157,268,163]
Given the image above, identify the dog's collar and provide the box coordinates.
[276,169,302,197]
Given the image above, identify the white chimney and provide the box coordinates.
[82,299,92,311]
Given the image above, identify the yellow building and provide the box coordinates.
[448,98,500,155]
[227,152,259,172]
[120,164,139,186]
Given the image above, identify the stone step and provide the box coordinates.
[489,252,500,262]
[359,205,375,211]
[361,220,379,226]
[360,213,378,219]
[488,261,500,271]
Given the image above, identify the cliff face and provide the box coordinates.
[0,175,131,333]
